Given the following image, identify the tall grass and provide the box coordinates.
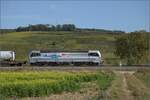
[0,71,114,98]
[97,72,114,90]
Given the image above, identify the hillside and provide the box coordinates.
[0,31,122,64]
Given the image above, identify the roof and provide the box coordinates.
[40,50,89,53]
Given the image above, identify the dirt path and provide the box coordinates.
[108,71,150,100]
[122,72,134,100]
[106,71,135,100]
[125,72,150,100]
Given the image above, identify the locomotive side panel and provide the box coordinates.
[29,50,102,65]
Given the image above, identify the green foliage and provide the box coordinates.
[14,24,125,34]
[16,24,76,32]
[97,72,114,90]
[114,32,149,65]
[0,71,114,98]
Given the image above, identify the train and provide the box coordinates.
[0,51,26,66]
[0,50,103,66]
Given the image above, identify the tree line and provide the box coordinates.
[0,24,126,34]
[16,24,76,32]
[15,24,125,34]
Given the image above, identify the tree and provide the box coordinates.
[56,24,62,31]
[114,32,149,65]
[62,24,76,31]
[51,25,55,31]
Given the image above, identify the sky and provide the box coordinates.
[0,0,149,32]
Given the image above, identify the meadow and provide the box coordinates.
[0,31,122,64]
[0,70,114,99]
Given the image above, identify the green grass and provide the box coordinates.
[0,71,114,99]
[0,31,121,64]
[97,71,114,90]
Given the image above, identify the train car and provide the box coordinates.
[0,51,15,61]
[29,50,103,66]
[0,51,26,66]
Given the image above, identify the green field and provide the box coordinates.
[0,70,114,99]
[0,69,150,100]
[0,31,122,64]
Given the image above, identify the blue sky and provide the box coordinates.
[0,0,149,32]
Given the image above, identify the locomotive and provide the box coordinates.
[29,50,103,66]
[0,50,103,66]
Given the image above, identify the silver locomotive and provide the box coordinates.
[29,50,103,66]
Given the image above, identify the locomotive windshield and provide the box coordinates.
[30,53,40,57]
[88,53,99,57]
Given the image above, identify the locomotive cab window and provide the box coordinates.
[88,53,99,57]
[30,53,40,57]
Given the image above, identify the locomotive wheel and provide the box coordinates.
[48,62,59,66]
[30,63,44,66]
[17,63,22,66]
[73,62,83,66]
[88,62,99,66]
[10,64,15,66]
[37,62,44,66]
[30,63,36,66]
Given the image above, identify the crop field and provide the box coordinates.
[0,69,150,100]
[0,31,122,64]
[0,70,114,99]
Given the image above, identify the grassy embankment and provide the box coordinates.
[125,70,150,100]
[98,70,150,100]
[134,70,150,88]
[0,70,114,99]
[0,31,122,64]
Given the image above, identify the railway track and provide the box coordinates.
[0,65,149,71]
